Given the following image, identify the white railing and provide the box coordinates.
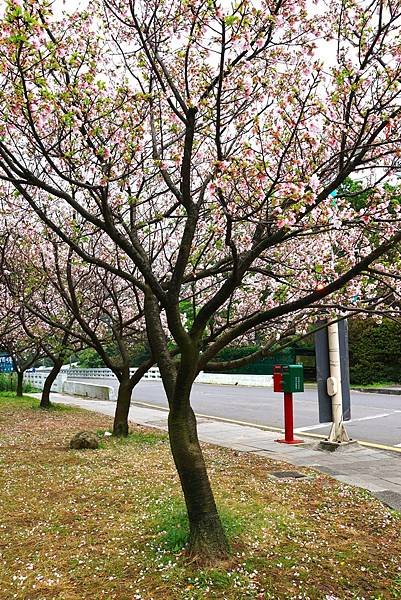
[67,367,115,379]
[197,372,273,387]
[24,369,115,400]
[24,369,68,393]
[65,367,273,387]
[67,366,162,380]
[26,366,273,392]
[137,366,161,380]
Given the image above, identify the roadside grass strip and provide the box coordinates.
[0,393,400,599]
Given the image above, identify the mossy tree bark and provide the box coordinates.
[144,289,230,560]
[112,360,154,437]
[40,360,63,408]
[168,398,230,559]
[113,375,133,437]
[16,371,23,397]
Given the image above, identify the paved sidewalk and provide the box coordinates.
[49,393,401,512]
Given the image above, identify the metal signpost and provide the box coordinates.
[315,319,352,446]
[273,364,304,444]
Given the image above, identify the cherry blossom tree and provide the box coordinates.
[0,193,82,405]
[0,289,41,396]
[29,243,150,435]
[2,0,401,558]
[0,274,77,408]
[0,221,150,429]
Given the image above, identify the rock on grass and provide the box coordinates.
[69,431,99,450]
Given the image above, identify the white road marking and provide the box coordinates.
[294,423,330,432]
[395,443,401,448]
[296,411,401,432]
[356,413,391,421]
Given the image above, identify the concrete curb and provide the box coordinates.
[354,387,401,395]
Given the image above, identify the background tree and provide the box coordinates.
[0,213,82,406]
[0,294,41,397]
[348,317,401,385]
[42,247,150,436]
[1,223,151,433]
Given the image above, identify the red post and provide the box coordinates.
[276,392,304,444]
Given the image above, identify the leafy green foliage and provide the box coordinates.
[348,318,401,385]
[77,348,106,368]
[338,177,401,211]
[205,345,294,374]
[130,343,151,367]
[77,344,151,369]
[0,373,34,393]
[337,177,374,211]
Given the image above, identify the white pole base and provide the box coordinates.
[317,439,358,452]
[327,420,350,443]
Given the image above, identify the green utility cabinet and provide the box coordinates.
[282,364,304,393]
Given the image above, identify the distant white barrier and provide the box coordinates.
[63,380,116,401]
[67,366,161,380]
[66,367,273,388]
[24,369,67,393]
[197,373,273,387]
[26,366,273,394]
[67,368,115,379]
[24,369,116,400]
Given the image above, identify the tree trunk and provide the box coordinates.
[113,377,132,437]
[168,400,229,560]
[16,371,23,397]
[40,361,62,408]
[143,290,228,559]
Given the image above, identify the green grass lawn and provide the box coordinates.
[0,392,400,599]
[350,382,401,389]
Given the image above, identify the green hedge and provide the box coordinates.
[0,373,35,393]
[77,346,152,369]
[348,318,401,385]
[204,345,294,375]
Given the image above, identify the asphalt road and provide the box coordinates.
[69,377,401,448]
